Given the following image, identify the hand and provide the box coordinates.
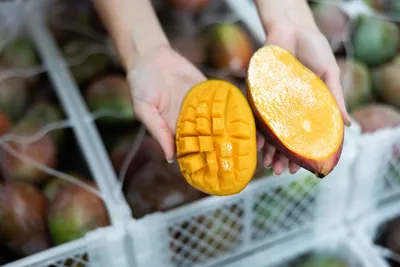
[127,44,206,162]
[257,21,351,176]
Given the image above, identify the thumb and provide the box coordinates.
[323,68,351,127]
[135,102,175,163]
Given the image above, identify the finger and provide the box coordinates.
[263,141,276,167]
[256,131,265,151]
[272,153,289,175]
[135,102,175,162]
[263,23,297,54]
[289,161,301,174]
[323,68,351,127]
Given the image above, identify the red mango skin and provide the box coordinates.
[169,0,210,12]
[0,181,51,257]
[246,83,344,178]
[0,109,11,135]
[209,23,255,74]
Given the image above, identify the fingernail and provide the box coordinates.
[166,158,174,164]
[263,165,271,169]
[273,171,280,176]
[346,116,352,127]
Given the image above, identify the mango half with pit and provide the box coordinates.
[175,80,257,196]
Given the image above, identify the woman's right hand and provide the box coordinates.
[127,44,207,163]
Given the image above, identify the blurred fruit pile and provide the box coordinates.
[363,0,400,19]
[310,2,400,134]
[0,35,109,265]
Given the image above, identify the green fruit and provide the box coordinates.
[1,108,59,184]
[48,181,110,245]
[312,4,350,52]
[25,102,64,143]
[206,23,254,73]
[337,58,371,112]
[298,254,348,267]
[43,179,69,202]
[353,15,399,66]
[85,75,135,123]
[372,55,400,109]
[0,38,40,69]
[62,39,110,85]
[0,77,29,120]
[43,174,86,201]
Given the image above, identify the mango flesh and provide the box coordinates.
[176,80,257,196]
[336,58,371,112]
[353,15,399,66]
[247,45,344,178]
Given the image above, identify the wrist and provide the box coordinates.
[256,0,318,32]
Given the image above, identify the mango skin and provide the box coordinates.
[353,15,399,66]
[246,46,344,178]
[248,104,344,178]
[206,23,254,74]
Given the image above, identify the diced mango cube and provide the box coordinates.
[196,118,211,135]
[232,139,251,155]
[229,122,250,138]
[198,88,214,103]
[233,154,253,170]
[219,158,233,172]
[178,137,199,155]
[214,87,229,102]
[230,106,249,124]
[206,152,218,173]
[182,153,206,174]
[216,140,232,158]
[191,168,206,188]
[196,103,211,119]
[220,172,236,191]
[199,136,213,152]
[212,102,224,118]
[204,171,220,191]
[221,171,235,184]
[180,121,198,136]
[212,118,224,135]
[182,107,196,122]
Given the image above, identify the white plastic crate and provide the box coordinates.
[2,226,131,267]
[128,142,357,267]
[223,228,377,267]
[0,2,131,267]
[353,202,400,267]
